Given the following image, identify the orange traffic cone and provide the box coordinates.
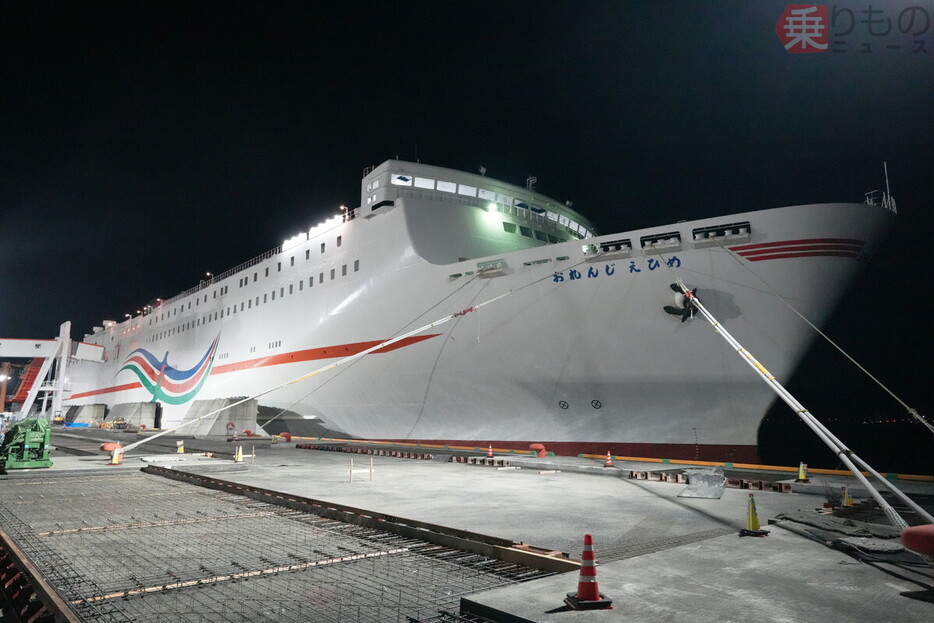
[603,451,615,468]
[487,445,494,458]
[564,534,613,610]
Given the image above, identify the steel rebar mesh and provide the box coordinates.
[0,471,552,622]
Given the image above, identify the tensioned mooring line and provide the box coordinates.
[657,250,933,528]
[260,271,486,431]
[714,243,933,437]
[123,253,599,453]
[121,289,515,452]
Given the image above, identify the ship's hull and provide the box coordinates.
[61,163,893,462]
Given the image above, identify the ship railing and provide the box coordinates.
[145,208,362,313]
[863,190,897,214]
[158,246,283,307]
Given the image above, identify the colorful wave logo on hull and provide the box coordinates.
[118,336,219,404]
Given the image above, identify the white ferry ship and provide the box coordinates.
[57,160,895,462]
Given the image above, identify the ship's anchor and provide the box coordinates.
[663,283,699,322]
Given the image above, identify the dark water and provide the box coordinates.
[759,411,931,475]
[757,220,933,477]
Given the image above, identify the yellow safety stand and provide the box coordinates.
[739,493,770,537]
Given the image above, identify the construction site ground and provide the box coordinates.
[0,430,932,622]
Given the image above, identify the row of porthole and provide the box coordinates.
[146,260,361,343]
[558,400,602,409]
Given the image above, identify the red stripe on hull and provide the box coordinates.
[743,250,861,262]
[737,243,862,257]
[70,382,142,400]
[382,439,761,464]
[729,237,863,252]
[211,334,440,375]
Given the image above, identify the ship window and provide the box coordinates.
[299,281,303,291]
[414,176,434,189]
[280,287,284,297]
[535,230,547,241]
[519,226,533,238]
[502,222,517,234]
[233,306,236,314]
[354,259,359,272]
[319,273,324,284]
[254,272,258,282]
[306,250,310,260]
[391,174,413,186]
[195,299,198,307]
[321,243,325,254]
[271,290,276,301]
[290,256,295,266]
[330,268,335,280]
[188,302,191,309]
[263,294,267,303]
[640,231,682,250]
[337,235,342,247]
[213,291,216,299]
[248,300,251,309]
[240,302,244,311]
[478,188,495,201]
[278,262,282,272]
[437,180,456,193]
[289,284,293,294]
[309,276,313,287]
[265,267,269,277]
[547,234,560,243]
[255,296,259,305]
[458,184,477,197]
[342,264,347,276]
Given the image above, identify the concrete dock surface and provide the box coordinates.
[2,431,932,622]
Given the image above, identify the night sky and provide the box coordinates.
[2,2,932,469]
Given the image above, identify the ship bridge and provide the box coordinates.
[360,160,597,264]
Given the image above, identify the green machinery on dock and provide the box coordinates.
[0,418,53,469]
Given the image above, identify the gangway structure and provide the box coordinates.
[0,322,104,420]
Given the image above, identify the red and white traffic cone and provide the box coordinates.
[564,534,613,610]
[603,451,615,468]
[486,445,494,458]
